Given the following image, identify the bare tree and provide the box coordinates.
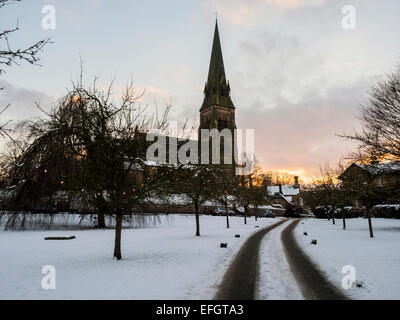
[171,164,218,236]
[0,0,50,138]
[9,77,178,259]
[303,163,348,224]
[338,62,400,236]
[0,0,50,76]
[233,154,268,223]
[337,159,392,238]
[212,173,237,229]
[341,64,400,162]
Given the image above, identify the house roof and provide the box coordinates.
[271,192,294,205]
[356,161,400,174]
[339,161,400,180]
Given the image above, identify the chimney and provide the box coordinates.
[278,184,283,194]
[294,176,299,186]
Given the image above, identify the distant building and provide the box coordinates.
[267,176,303,212]
[338,161,400,207]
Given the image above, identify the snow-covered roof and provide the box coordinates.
[279,193,294,205]
[124,159,170,170]
[267,185,300,196]
[145,194,237,206]
[125,158,200,171]
[356,161,400,175]
[145,194,192,205]
[258,205,286,211]
[373,204,400,210]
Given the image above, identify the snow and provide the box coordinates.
[267,185,300,196]
[145,194,191,205]
[145,194,237,207]
[295,218,400,299]
[280,194,293,204]
[257,220,304,300]
[257,205,286,212]
[356,161,400,174]
[0,214,280,299]
[373,204,400,210]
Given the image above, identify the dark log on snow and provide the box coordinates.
[44,236,76,240]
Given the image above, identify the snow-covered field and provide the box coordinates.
[257,220,304,300]
[0,214,279,299]
[295,218,400,300]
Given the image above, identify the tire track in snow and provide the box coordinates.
[214,219,287,300]
[281,219,348,300]
[257,220,304,300]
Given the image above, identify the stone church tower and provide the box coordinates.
[199,20,237,168]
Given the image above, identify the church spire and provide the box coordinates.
[200,20,235,111]
[207,19,226,86]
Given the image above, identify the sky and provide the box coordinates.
[1,0,400,179]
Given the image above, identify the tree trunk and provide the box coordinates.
[342,211,346,230]
[366,209,374,238]
[332,208,335,225]
[195,201,200,236]
[97,211,106,228]
[255,204,258,221]
[327,208,330,221]
[244,206,247,225]
[113,214,123,260]
[225,203,230,229]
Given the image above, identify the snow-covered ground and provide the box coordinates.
[0,214,280,299]
[295,218,400,299]
[257,220,304,300]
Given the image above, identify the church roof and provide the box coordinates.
[200,20,235,111]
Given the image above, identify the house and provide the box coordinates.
[338,161,400,208]
[267,176,303,214]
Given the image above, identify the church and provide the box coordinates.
[145,19,239,173]
[198,19,238,173]
[199,20,237,136]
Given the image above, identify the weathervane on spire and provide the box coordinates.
[215,12,218,22]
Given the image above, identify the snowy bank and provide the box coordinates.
[295,218,400,299]
[0,214,281,299]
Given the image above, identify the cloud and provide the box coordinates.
[134,85,173,107]
[227,25,377,175]
[263,0,326,9]
[0,81,54,123]
[172,68,192,84]
[0,81,54,148]
[208,2,256,26]
[206,0,327,26]
[237,83,365,175]
[40,0,105,30]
